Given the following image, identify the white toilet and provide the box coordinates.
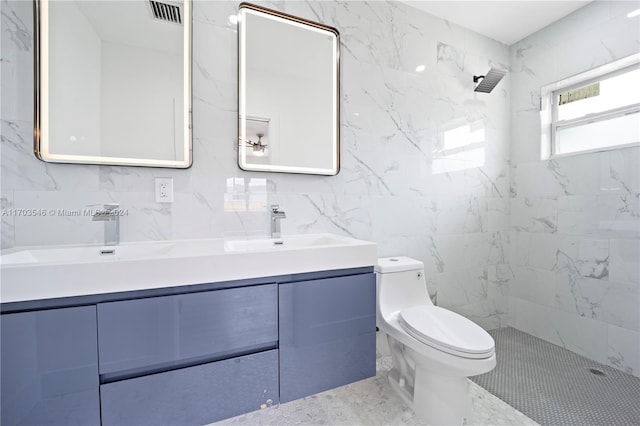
[375,256,496,425]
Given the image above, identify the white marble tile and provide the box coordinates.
[607,147,640,194]
[510,197,558,233]
[170,191,225,240]
[601,280,640,332]
[115,192,173,242]
[192,0,239,29]
[555,273,607,320]
[434,195,487,234]
[609,239,640,285]
[557,193,640,238]
[487,197,510,232]
[437,266,493,309]
[277,192,374,241]
[557,195,598,235]
[431,234,468,272]
[190,108,244,189]
[554,8,640,79]
[607,325,640,377]
[370,195,436,240]
[192,2,238,85]
[12,191,105,246]
[595,194,640,237]
[510,265,556,307]
[339,148,415,197]
[1,0,34,122]
[98,166,192,194]
[552,309,608,365]
[508,112,543,165]
[1,120,99,193]
[436,264,508,328]
[552,154,619,196]
[1,191,15,249]
[507,298,562,347]
[465,163,510,199]
[510,162,565,198]
[553,236,610,280]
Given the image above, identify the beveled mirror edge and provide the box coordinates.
[237,2,340,176]
[33,0,193,169]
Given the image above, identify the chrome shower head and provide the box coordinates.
[473,67,506,93]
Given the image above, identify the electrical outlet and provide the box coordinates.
[155,178,174,203]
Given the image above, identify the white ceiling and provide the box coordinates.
[76,1,182,54]
[398,1,592,45]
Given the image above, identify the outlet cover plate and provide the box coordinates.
[155,178,174,203]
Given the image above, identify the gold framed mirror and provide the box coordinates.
[238,3,340,175]
[34,0,192,168]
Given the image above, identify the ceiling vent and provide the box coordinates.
[149,0,182,24]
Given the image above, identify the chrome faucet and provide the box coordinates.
[92,203,120,246]
[270,205,286,238]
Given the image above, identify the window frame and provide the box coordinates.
[540,53,640,159]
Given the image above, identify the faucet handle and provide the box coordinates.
[271,204,280,212]
[87,203,119,210]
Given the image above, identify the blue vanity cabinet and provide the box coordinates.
[97,283,279,426]
[100,349,279,426]
[0,306,100,426]
[97,283,278,377]
[278,272,377,403]
[0,266,376,425]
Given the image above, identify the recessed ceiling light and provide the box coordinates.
[228,14,238,25]
[415,65,426,72]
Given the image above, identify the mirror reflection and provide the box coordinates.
[35,0,192,168]
[238,3,340,175]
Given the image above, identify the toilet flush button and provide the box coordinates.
[389,258,399,262]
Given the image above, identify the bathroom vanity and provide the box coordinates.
[0,234,377,425]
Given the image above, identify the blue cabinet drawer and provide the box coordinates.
[97,283,277,377]
[279,273,376,402]
[100,349,279,426]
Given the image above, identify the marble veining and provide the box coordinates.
[509,0,639,376]
[1,6,31,51]
[1,0,637,379]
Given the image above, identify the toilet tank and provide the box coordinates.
[375,257,432,321]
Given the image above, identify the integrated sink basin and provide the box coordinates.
[0,234,377,304]
[223,234,349,252]
[0,241,178,265]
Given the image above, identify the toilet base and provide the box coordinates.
[414,366,469,425]
[387,366,470,425]
[385,333,473,425]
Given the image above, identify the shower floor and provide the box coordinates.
[471,327,640,426]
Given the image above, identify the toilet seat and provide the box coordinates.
[398,305,495,359]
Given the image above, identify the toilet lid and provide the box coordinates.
[398,305,495,359]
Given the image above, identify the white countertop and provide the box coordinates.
[0,234,377,304]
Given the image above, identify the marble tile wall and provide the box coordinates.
[1,1,510,329]
[5,0,635,378]
[509,1,640,377]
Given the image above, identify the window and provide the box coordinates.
[540,54,640,158]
